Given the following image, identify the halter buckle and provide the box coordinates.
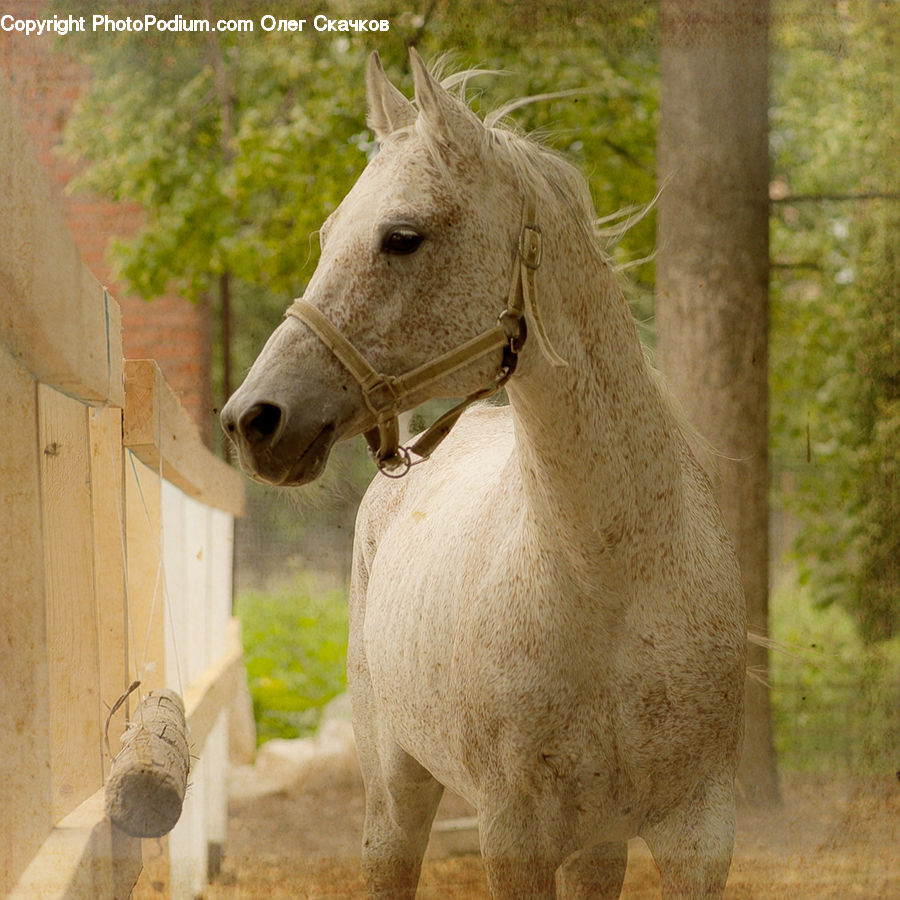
[520,224,542,269]
[360,373,402,419]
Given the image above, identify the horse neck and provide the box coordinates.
[506,232,683,583]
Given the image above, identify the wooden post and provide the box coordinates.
[105,690,190,838]
[0,352,53,896]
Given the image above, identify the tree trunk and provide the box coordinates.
[655,0,779,805]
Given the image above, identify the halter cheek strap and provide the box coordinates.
[283,192,566,476]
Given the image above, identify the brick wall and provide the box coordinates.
[1,1,214,445]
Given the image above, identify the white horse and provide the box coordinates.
[222,49,746,899]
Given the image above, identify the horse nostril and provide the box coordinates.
[239,402,284,447]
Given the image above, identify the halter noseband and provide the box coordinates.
[284,193,566,477]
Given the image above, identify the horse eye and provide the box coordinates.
[382,228,424,255]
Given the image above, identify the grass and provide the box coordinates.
[237,569,899,773]
[236,573,348,745]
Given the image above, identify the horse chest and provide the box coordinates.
[361,524,625,795]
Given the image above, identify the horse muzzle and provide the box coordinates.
[220,390,343,486]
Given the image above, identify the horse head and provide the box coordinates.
[221,50,528,485]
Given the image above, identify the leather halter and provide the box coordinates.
[284,194,566,476]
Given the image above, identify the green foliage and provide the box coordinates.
[769,575,900,773]
[769,0,898,641]
[57,0,659,341]
[236,574,348,743]
[58,1,378,304]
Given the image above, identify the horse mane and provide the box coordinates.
[404,64,719,480]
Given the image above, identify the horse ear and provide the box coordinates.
[409,47,483,157]
[366,51,416,142]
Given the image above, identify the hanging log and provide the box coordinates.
[105,689,190,838]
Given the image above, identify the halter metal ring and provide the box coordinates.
[375,445,414,478]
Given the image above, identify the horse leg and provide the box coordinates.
[478,800,566,899]
[348,557,444,896]
[349,644,442,894]
[361,753,444,898]
[556,842,628,898]
[356,739,444,898]
[640,776,736,899]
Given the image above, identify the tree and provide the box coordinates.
[769,0,898,643]
[655,0,779,804]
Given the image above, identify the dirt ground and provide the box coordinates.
[205,736,899,899]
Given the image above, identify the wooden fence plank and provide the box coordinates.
[204,714,230,871]
[161,480,188,693]
[88,407,130,779]
[38,384,105,821]
[0,350,53,896]
[170,752,207,899]
[124,453,166,695]
[184,618,244,752]
[206,509,235,673]
[184,494,211,685]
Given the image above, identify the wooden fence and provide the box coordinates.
[1,78,245,898]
